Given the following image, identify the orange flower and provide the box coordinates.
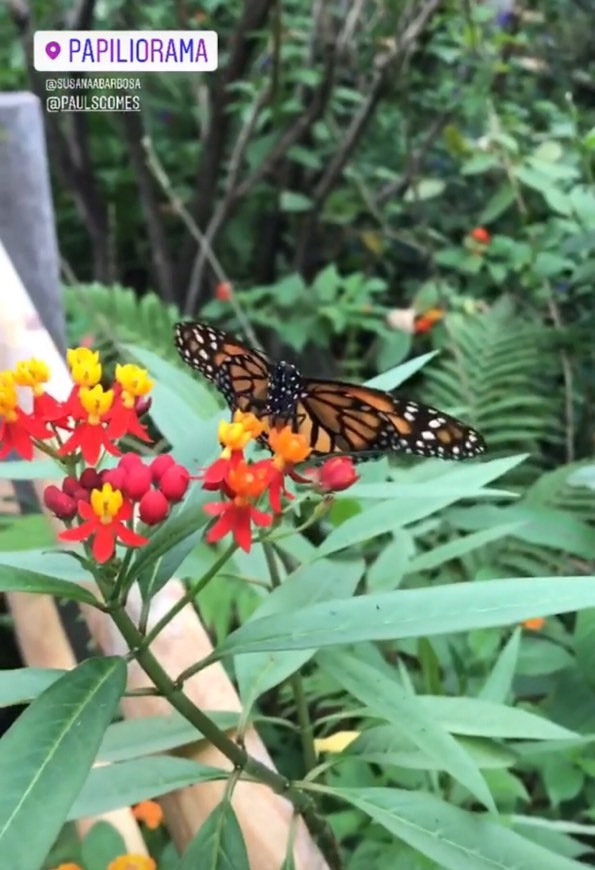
[268,426,311,469]
[107,856,156,870]
[469,226,490,244]
[204,459,273,551]
[414,307,444,335]
[52,863,84,870]
[132,799,163,829]
[523,617,545,631]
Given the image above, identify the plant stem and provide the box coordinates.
[262,541,318,773]
[135,542,236,652]
[94,579,342,868]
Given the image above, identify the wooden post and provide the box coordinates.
[0,92,65,353]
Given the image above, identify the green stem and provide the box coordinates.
[262,541,318,773]
[136,542,236,652]
[93,576,341,868]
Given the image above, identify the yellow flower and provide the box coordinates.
[115,364,154,408]
[107,856,156,870]
[232,409,265,439]
[79,385,114,424]
[90,483,123,523]
[67,347,102,387]
[0,371,18,422]
[12,358,51,395]
[314,731,360,755]
[132,799,164,829]
[268,425,311,468]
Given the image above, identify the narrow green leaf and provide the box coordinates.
[479,628,521,702]
[322,786,587,870]
[68,757,227,820]
[0,564,101,607]
[407,522,525,573]
[0,657,126,870]
[318,651,495,811]
[416,696,575,740]
[235,558,364,707]
[0,668,65,707]
[0,550,86,580]
[365,351,438,390]
[81,821,127,870]
[178,800,250,870]
[98,711,238,763]
[216,575,595,657]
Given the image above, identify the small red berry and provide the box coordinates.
[79,468,103,490]
[150,453,175,483]
[158,464,190,502]
[138,489,170,525]
[43,485,77,520]
[122,463,153,501]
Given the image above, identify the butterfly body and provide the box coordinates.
[174,321,486,462]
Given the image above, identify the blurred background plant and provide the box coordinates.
[3,0,595,867]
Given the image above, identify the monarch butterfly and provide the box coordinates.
[174,321,486,461]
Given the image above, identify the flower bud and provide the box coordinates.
[138,489,170,525]
[122,463,153,501]
[79,467,103,490]
[101,467,127,491]
[43,485,77,520]
[119,452,143,471]
[61,475,79,496]
[310,457,359,493]
[158,464,190,502]
[150,453,175,483]
[135,395,152,417]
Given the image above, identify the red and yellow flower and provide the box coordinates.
[58,384,120,465]
[59,482,148,563]
[0,370,53,460]
[107,364,154,441]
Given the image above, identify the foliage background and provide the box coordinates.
[2,0,595,868]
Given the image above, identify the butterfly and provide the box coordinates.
[174,321,487,461]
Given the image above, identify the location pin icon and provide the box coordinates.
[45,41,61,60]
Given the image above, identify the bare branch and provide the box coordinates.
[120,112,176,304]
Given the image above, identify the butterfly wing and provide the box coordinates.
[174,321,271,413]
[296,379,486,460]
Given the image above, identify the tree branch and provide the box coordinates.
[120,112,176,303]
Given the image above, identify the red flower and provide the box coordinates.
[0,372,53,460]
[59,483,148,563]
[204,460,273,552]
[107,365,154,442]
[215,281,233,301]
[59,385,120,466]
[470,226,490,244]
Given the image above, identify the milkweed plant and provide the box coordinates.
[1,345,595,870]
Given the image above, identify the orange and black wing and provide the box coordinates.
[296,379,486,460]
[174,321,271,414]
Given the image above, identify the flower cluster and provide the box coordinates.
[3,345,359,565]
[199,410,359,552]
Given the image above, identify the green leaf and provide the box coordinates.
[68,757,227,820]
[81,821,127,870]
[280,191,313,212]
[0,549,86,580]
[404,179,445,201]
[178,800,250,870]
[316,456,526,557]
[479,628,521,702]
[0,657,126,870]
[215,574,595,657]
[416,696,575,740]
[318,651,495,811]
[406,522,525,574]
[322,786,587,870]
[479,184,516,223]
[235,558,364,707]
[366,351,438,390]
[0,515,55,551]
[132,488,212,599]
[0,564,101,607]
[0,668,65,707]
[98,711,238,763]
